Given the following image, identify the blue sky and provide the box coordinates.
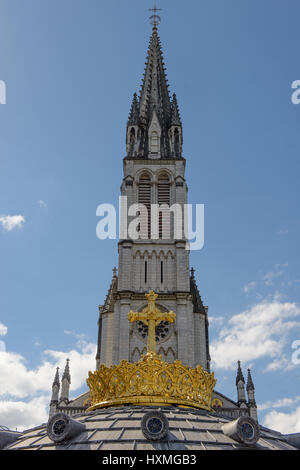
[0,0,300,432]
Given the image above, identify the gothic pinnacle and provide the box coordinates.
[247,368,255,391]
[62,358,71,383]
[171,93,182,126]
[236,360,245,385]
[52,367,60,388]
[128,92,139,125]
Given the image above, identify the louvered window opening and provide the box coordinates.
[157,174,170,239]
[138,174,151,239]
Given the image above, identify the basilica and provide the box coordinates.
[1,12,299,451]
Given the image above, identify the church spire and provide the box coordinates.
[126,12,183,159]
[138,25,171,128]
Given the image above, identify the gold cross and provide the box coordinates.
[128,290,176,354]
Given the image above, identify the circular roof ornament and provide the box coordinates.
[141,410,169,441]
[222,416,260,446]
[47,413,85,444]
[47,414,69,443]
[237,417,259,445]
[240,421,255,440]
[52,418,67,437]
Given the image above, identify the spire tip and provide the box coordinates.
[149,4,162,29]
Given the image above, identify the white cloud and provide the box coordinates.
[274,263,289,270]
[263,406,300,434]
[258,396,300,411]
[38,200,47,209]
[208,316,225,327]
[264,355,291,372]
[0,322,7,336]
[44,343,97,393]
[0,339,97,431]
[210,300,300,370]
[0,396,49,431]
[263,270,283,286]
[263,264,288,287]
[0,342,96,399]
[0,215,25,232]
[64,330,88,340]
[0,323,7,352]
[243,281,256,293]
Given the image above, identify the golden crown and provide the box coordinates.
[86,291,216,412]
[87,351,216,411]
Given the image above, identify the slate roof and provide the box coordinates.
[3,406,297,451]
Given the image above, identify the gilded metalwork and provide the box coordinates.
[128,290,176,354]
[212,398,223,409]
[87,351,216,411]
[86,291,216,412]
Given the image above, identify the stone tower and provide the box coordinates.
[48,19,258,423]
[96,23,210,372]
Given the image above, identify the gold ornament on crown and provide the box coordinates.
[128,290,176,354]
[86,291,216,412]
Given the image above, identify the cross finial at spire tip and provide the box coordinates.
[149,4,162,29]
